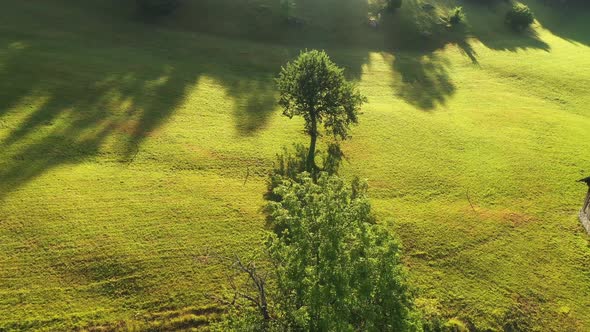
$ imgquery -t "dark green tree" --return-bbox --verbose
[276,50,365,176]
[448,6,465,26]
[387,0,403,12]
[265,174,417,331]
[506,3,534,31]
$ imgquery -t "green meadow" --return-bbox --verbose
[0,0,589,330]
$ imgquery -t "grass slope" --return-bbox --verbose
[0,0,589,330]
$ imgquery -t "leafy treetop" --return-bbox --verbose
[266,173,417,331]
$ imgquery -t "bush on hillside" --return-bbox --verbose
[387,0,403,12]
[506,4,534,31]
[448,6,465,26]
[137,0,179,17]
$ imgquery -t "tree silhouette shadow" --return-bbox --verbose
[0,2,280,199]
[522,0,590,47]
[391,53,456,110]
[0,43,187,199]
[227,75,277,136]
[472,26,550,52]
[456,38,479,65]
[378,4,462,111]
[463,1,550,52]
[374,0,560,110]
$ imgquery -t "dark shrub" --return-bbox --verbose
[387,0,403,12]
[506,3,534,31]
[137,0,179,16]
[449,6,465,26]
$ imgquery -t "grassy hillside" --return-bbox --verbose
[0,0,589,330]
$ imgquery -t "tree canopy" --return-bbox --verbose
[265,174,416,331]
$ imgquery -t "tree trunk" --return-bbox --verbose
[260,287,270,321]
[307,114,318,177]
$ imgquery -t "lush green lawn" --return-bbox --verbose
[0,0,589,330]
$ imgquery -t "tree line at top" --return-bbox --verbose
[134,0,587,34]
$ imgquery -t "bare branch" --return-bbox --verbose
[466,190,476,213]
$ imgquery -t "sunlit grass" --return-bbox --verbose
[0,0,589,330]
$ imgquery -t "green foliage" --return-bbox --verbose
[449,7,465,26]
[506,3,534,31]
[276,50,365,173]
[214,309,276,332]
[443,318,469,331]
[136,0,179,16]
[265,174,417,331]
[266,144,308,202]
[266,143,345,200]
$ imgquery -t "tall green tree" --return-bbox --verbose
[266,174,416,331]
[276,50,365,175]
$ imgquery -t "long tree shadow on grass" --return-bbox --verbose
[391,53,455,111]
[378,4,462,111]
[473,27,550,52]
[378,0,558,111]
[0,44,184,199]
[523,0,590,47]
[0,7,282,200]
[462,1,551,52]
[227,75,278,136]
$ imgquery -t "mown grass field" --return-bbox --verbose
[0,0,589,330]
